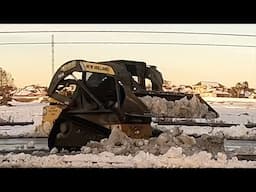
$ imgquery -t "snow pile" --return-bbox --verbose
[139,95,216,118]
[78,127,223,157]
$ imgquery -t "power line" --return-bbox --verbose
[1,41,256,48]
[1,30,256,38]
[0,42,50,45]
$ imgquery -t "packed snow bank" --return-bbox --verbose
[139,95,216,118]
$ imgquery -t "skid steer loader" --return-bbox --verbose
[42,59,218,150]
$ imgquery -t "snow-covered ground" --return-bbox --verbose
[184,97,256,138]
[0,100,47,138]
[1,96,255,139]
[205,96,256,124]
[1,96,256,168]
[2,148,256,168]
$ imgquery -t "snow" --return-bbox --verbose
[26,141,35,148]
[50,147,58,154]
[1,96,256,167]
[203,96,256,104]
[140,95,216,118]
[204,97,256,124]
[154,96,256,139]
[1,147,256,168]
[171,125,256,139]
[0,100,47,138]
[1,95,254,139]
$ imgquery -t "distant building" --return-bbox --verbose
[162,80,256,98]
[176,85,193,93]
[12,85,48,102]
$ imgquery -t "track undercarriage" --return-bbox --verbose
[48,114,111,150]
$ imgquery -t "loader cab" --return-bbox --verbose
[82,71,125,109]
[48,60,125,112]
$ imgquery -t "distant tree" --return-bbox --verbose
[242,81,249,91]
[230,81,251,98]
[0,67,16,98]
[0,67,14,88]
[229,87,237,97]
[235,82,242,89]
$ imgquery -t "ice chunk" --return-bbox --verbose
[50,147,58,154]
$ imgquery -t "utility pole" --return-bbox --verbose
[51,34,54,76]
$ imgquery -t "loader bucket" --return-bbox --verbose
[135,90,219,119]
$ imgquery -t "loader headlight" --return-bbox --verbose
[118,81,123,86]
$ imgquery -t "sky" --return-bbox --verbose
[0,24,256,88]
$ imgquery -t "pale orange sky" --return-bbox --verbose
[0,24,256,88]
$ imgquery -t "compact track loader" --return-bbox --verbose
[44,60,218,150]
